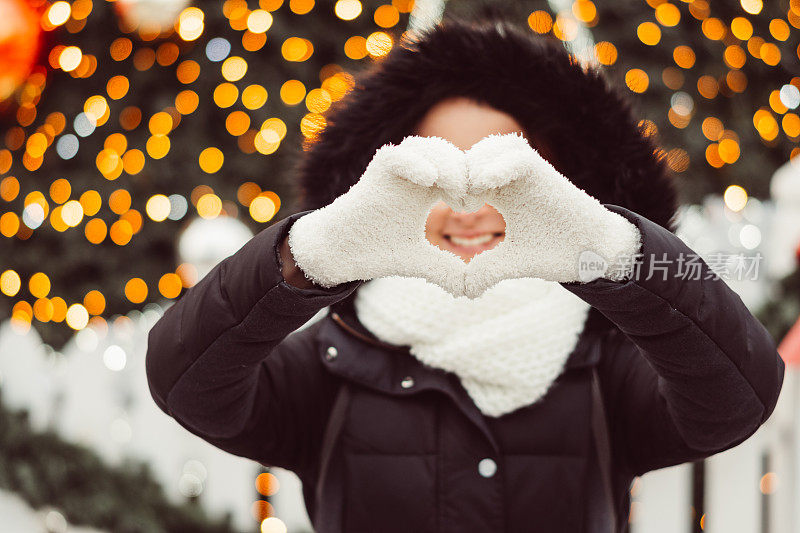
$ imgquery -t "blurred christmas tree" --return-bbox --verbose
[583,0,800,203]
[0,0,410,347]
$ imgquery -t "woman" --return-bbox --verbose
[145,18,784,532]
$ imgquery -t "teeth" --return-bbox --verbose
[450,233,494,247]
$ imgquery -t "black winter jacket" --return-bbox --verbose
[145,204,784,533]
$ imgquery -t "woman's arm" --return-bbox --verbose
[145,212,360,469]
[563,205,785,475]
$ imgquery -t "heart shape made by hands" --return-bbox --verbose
[405,133,641,298]
[287,133,642,299]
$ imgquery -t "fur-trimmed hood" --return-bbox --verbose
[297,18,677,231]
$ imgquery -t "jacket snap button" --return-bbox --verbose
[478,458,497,478]
[400,376,415,388]
[325,346,338,360]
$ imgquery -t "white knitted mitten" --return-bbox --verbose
[287,136,471,295]
[463,133,643,299]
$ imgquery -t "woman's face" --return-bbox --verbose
[414,97,526,262]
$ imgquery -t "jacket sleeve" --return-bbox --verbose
[145,212,360,471]
[562,205,785,476]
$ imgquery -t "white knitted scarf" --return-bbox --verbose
[354,276,591,417]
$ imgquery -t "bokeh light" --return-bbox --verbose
[335,0,362,20]
[125,278,148,303]
[724,185,749,211]
[66,303,89,330]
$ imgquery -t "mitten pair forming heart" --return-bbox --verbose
[287,133,642,299]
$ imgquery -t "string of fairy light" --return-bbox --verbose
[1,0,798,336]
[0,0,411,339]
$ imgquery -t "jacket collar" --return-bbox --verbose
[318,298,604,453]
[327,295,603,369]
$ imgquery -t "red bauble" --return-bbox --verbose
[0,0,42,101]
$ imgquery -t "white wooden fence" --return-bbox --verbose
[631,365,800,533]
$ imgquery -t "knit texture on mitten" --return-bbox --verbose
[354,276,591,417]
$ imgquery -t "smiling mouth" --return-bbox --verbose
[444,232,505,247]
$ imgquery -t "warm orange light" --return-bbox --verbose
[226,111,251,136]
[594,42,617,65]
[197,193,223,218]
[701,18,726,40]
[237,182,261,206]
[80,190,102,216]
[159,273,183,298]
[176,263,198,287]
[177,60,201,84]
[289,0,314,14]
[125,278,148,303]
[1,176,19,202]
[300,113,326,139]
[176,90,200,114]
[655,3,680,26]
[122,149,146,175]
[199,147,224,173]
[110,219,134,245]
[107,75,130,100]
[214,83,240,108]
[149,112,173,135]
[242,84,268,110]
[783,113,800,138]
[146,135,171,159]
[723,45,746,69]
[250,195,277,222]
[718,138,740,164]
[702,117,724,140]
[109,189,132,215]
[697,75,719,99]
[527,10,552,34]
[730,17,753,40]
[625,69,649,93]
[84,218,107,244]
[280,80,306,105]
[572,1,596,24]
[0,212,20,237]
[344,36,367,59]
[110,38,133,61]
[637,22,661,46]
[105,133,128,154]
[366,31,392,57]
[28,272,50,298]
[305,88,332,113]
[673,46,696,69]
[374,4,399,28]
[255,472,280,496]
[760,43,781,66]
[84,290,106,315]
